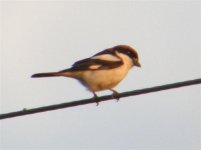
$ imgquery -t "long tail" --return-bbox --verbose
[31,72,62,78]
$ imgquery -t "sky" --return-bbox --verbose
[0,1,201,150]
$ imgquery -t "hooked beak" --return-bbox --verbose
[133,59,141,67]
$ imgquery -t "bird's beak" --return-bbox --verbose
[134,59,141,67]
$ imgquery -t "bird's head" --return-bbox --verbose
[113,45,141,67]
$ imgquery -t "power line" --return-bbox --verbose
[0,78,200,120]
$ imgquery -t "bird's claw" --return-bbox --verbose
[110,89,120,102]
[92,93,100,106]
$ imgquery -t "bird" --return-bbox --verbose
[31,45,141,104]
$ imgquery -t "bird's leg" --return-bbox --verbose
[109,89,120,102]
[92,92,99,106]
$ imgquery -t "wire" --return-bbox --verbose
[0,78,200,120]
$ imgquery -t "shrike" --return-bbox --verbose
[32,45,141,102]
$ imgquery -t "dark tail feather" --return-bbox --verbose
[31,72,61,78]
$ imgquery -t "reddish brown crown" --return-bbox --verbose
[113,45,139,59]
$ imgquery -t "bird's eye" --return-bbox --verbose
[126,51,134,58]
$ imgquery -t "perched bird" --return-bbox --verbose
[32,45,141,103]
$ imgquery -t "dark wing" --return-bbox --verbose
[59,57,123,72]
[59,47,123,72]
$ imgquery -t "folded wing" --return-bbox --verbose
[60,56,123,72]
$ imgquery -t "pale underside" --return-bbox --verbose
[61,53,134,92]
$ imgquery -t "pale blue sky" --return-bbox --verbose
[0,1,200,150]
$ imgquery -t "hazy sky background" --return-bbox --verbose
[1,1,200,150]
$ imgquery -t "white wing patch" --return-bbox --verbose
[88,65,102,70]
[92,54,120,62]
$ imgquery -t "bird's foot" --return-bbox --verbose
[110,89,120,102]
[92,92,100,106]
